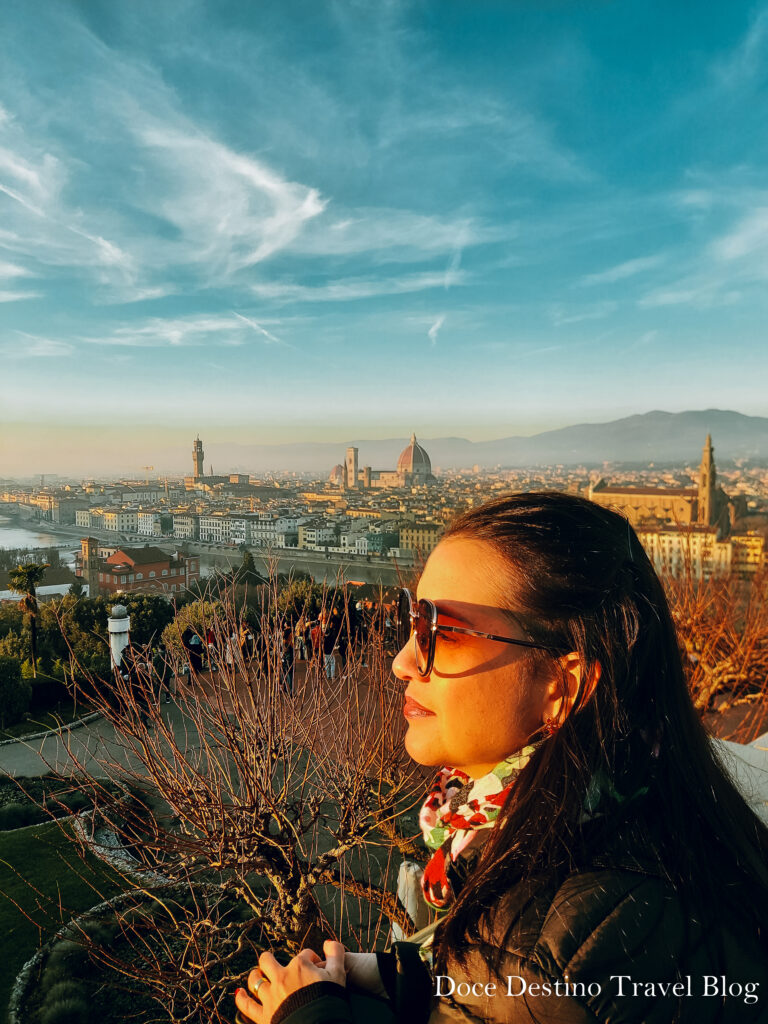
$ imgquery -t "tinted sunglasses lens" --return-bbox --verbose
[414,600,433,674]
[396,591,412,650]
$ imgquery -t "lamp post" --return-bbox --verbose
[107,603,131,670]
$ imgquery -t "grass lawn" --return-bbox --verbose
[0,700,94,741]
[0,820,126,1010]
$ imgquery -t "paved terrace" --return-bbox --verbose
[1,661,766,823]
[0,657,411,780]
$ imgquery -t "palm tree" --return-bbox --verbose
[8,562,48,678]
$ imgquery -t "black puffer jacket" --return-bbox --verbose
[423,858,768,1023]
[273,846,768,1024]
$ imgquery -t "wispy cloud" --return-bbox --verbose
[7,333,74,357]
[79,314,286,349]
[233,312,283,345]
[637,193,768,309]
[0,38,329,303]
[638,277,743,309]
[709,206,768,261]
[378,89,592,184]
[427,315,445,346]
[0,259,33,279]
[0,181,45,218]
[0,289,39,302]
[292,210,496,262]
[549,301,617,326]
[580,255,664,286]
[252,270,467,303]
[443,230,467,289]
[136,124,327,275]
[0,145,57,200]
[713,9,768,91]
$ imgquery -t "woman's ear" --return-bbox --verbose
[542,654,601,727]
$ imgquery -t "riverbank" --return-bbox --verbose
[0,515,406,585]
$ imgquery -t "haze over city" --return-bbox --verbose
[2,1,768,475]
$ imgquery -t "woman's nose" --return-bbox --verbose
[392,638,416,681]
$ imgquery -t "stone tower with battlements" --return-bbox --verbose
[193,436,205,480]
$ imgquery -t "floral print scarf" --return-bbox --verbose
[418,744,540,911]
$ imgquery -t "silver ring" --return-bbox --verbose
[252,976,267,996]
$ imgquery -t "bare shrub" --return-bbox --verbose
[47,569,425,1023]
[662,564,768,740]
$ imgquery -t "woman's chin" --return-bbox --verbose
[404,723,443,767]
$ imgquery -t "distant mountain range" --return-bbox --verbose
[202,410,768,474]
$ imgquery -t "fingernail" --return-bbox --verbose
[235,988,243,997]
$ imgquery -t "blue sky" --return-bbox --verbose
[1,0,768,472]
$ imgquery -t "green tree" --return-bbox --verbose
[0,655,32,729]
[0,603,23,642]
[7,563,48,679]
[0,631,24,661]
[161,600,223,658]
[49,595,111,679]
[68,579,85,598]
[276,575,325,621]
[119,594,175,647]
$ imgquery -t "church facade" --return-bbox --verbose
[589,435,729,529]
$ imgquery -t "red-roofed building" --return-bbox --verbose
[77,540,199,596]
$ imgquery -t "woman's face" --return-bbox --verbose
[392,536,552,778]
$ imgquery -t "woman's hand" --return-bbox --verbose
[235,940,346,1024]
[343,952,387,998]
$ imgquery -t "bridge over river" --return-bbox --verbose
[191,543,409,586]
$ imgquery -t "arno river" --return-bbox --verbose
[0,518,402,586]
[0,520,79,565]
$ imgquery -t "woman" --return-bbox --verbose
[236,493,768,1024]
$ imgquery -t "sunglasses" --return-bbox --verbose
[396,588,554,678]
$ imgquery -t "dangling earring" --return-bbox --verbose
[542,716,559,738]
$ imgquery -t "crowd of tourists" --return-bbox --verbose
[113,597,400,711]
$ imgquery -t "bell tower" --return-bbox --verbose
[345,447,358,490]
[81,537,100,598]
[697,434,716,526]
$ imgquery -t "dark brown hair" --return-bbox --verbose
[433,491,768,968]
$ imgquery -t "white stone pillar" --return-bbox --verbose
[107,604,131,669]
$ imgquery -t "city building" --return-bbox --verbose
[636,525,732,579]
[137,511,171,536]
[398,521,443,557]
[77,540,199,596]
[102,508,139,533]
[172,512,200,540]
[76,509,105,530]
[297,522,337,550]
[199,512,232,544]
[730,532,766,578]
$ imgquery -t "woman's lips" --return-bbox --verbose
[404,695,435,719]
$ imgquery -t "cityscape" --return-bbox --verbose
[2,417,768,599]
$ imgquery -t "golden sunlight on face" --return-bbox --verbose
[391,537,550,778]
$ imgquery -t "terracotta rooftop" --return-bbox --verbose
[595,486,697,497]
[105,546,171,566]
